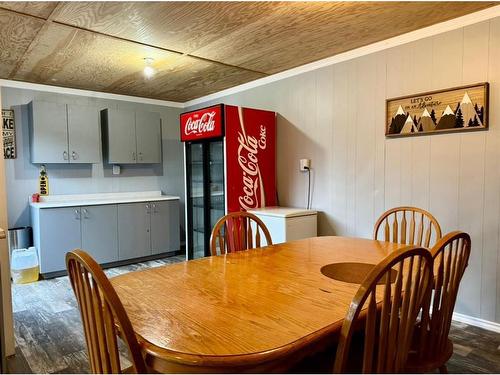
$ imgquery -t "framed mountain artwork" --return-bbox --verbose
[386,83,489,137]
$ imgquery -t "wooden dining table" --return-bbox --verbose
[111,236,406,373]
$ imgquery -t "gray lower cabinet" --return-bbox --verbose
[151,201,180,254]
[38,207,81,274]
[33,199,180,275]
[81,205,118,264]
[117,203,152,260]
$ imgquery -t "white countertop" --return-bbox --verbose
[29,191,180,209]
[248,206,317,218]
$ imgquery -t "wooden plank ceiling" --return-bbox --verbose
[0,1,497,102]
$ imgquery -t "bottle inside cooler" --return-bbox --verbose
[189,143,206,259]
[209,141,225,235]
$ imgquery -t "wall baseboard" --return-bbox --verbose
[453,312,500,334]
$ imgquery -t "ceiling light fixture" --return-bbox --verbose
[143,57,156,79]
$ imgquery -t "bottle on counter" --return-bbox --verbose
[39,164,49,196]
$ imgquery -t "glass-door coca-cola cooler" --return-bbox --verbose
[180,104,276,259]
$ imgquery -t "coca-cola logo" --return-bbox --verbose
[184,111,216,136]
[237,108,267,210]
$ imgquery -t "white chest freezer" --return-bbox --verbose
[247,206,317,245]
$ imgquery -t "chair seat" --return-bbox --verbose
[405,337,453,373]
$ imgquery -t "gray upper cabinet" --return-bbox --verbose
[102,108,162,164]
[81,205,119,264]
[29,100,101,164]
[29,101,69,163]
[136,111,162,163]
[67,105,101,163]
[102,108,136,164]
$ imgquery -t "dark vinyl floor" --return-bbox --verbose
[6,254,500,374]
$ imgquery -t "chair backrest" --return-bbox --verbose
[334,246,434,373]
[415,231,471,361]
[66,250,147,374]
[210,211,273,256]
[374,206,442,248]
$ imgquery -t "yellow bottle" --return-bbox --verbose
[39,165,49,196]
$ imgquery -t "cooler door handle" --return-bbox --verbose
[63,151,68,160]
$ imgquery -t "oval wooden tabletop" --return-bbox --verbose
[111,236,406,372]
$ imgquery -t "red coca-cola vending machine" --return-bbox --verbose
[180,104,276,259]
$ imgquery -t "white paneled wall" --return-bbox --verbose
[190,17,500,323]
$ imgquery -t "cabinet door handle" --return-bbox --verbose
[72,151,78,160]
[145,204,150,214]
[152,203,157,213]
[132,152,136,161]
[138,152,143,161]
[74,209,80,220]
[63,151,68,160]
[82,208,88,219]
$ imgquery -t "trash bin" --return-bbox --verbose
[8,227,38,283]
[11,247,39,284]
[8,226,33,251]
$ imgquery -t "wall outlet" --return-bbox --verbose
[300,159,311,171]
[112,165,121,175]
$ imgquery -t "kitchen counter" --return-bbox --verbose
[29,191,180,209]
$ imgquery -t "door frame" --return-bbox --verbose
[0,85,16,362]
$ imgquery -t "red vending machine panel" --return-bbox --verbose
[180,104,276,259]
[180,105,223,142]
[224,105,276,212]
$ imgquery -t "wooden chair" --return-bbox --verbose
[374,206,442,248]
[66,250,147,374]
[334,246,434,373]
[210,211,273,256]
[405,231,471,374]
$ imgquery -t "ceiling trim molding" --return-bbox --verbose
[184,4,500,107]
[0,79,184,108]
